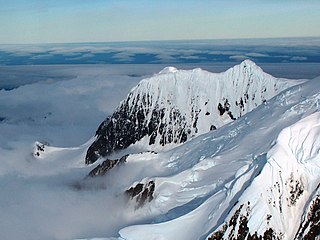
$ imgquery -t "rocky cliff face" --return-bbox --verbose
[85,60,297,164]
[87,154,129,177]
[295,190,320,240]
[126,180,155,209]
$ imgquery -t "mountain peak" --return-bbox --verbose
[233,59,262,73]
[85,62,298,164]
[158,66,178,74]
[241,59,257,67]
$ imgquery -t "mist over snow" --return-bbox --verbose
[0,65,148,146]
[0,54,319,239]
[0,64,153,239]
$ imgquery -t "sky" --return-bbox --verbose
[0,0,320,44]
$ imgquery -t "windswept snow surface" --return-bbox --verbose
[205,111,320,240]
[0,62,319,240]
[118,77,320,240]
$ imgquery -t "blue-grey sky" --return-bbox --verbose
[0,0,320,44]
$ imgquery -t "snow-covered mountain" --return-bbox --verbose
[85,60,299,164]
[117,75,320,240]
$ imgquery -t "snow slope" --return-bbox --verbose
[118,76,320,240]
[206,112,320,239]
[86,60,300,164]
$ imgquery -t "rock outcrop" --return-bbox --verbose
[126,180,155,208]
[88,154,129,177]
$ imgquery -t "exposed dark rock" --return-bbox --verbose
[85,97,189,164]
[239,98,244,110]
[208,224,227,240]
[126,180,155,208]
[217,101,227,116]
[229,204,243,228]
[85,93,150,164]
[228,111,236,121]
[33,141,49,157]
[208,203,283,240]
[210,125,217,131]
[244,93,249,102]
[237,215,249,239]
[295,194,320,240]
[35,143,45,156]
[88,154,129,177]
[286,174,304,206]
[218,99,237,121]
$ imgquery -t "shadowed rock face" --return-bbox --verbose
[88,154,129,177]
[125,180,155,208]
[33,141,50,158]
[295,193,320,240]
[85,98,188,164]
[208,203,282,240]
[33,142,45,157]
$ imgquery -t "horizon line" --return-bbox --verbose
[1,36,319,46]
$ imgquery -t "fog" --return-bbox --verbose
[0,173,139,239]
[0,64,171,239]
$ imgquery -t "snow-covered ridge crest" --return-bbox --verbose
[158,66,178,74]
[85,60,301,164]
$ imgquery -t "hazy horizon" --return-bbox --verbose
[0,35,319,46]
[1,37,319,68]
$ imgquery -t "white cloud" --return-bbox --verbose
[112,52,136,62]
[229,55,248,60]
[245,52,269,57]
[208,50,241,56]
[30,53,55,60]
[66,53,95,61]
[290,56,307,61]
[179,55,206,60]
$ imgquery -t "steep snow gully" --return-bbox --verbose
[34,60,319,240]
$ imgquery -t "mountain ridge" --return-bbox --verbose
[207,111,320,239]
[118,75,320,240]
[85,60,299,164]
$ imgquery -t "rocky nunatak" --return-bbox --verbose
[125,180,155,208]
[88,154,129,177]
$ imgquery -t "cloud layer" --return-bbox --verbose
[0,38,320,66]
